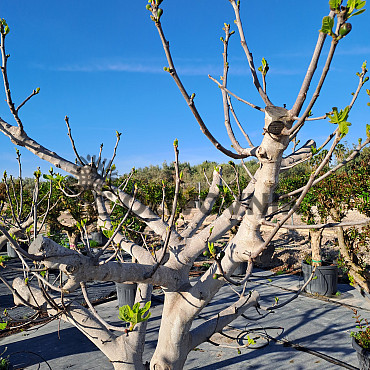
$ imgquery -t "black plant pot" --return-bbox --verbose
[302,261,338,296]
[115,282,137,308]
[352,337,370,370]
[232,262,248,276]
[6,242,17,258]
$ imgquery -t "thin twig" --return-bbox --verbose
[289,38,339,136]
[144,141,181,278]
[0,27,24,131]
[290,11,334,116]
[208,75,264,112]
[80,282,126,332]
[228,0,272,106]
[152,13,254,159]
[227,95,254,147]
[64,116,84,166]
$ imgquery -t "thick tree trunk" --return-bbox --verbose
[310,228,323,267]
[150,293,192,370]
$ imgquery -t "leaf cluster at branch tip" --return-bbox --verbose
[118,301,151,331]
[0,19,10,35]
[328,106,352,137]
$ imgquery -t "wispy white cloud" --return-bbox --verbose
[54,62,162,74]
[336,46,370,55]
[37,56,304,77]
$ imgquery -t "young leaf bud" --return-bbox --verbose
[146,4,151,11]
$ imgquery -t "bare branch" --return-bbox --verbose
[289,38,339,136]
[80,282,125,332]
[16,88,40,113]
[181,170,222,238]
[0,30,24,131]
[227,95,254,147]
[280,139,315,169]
[96,186,138,259]
[228,0,272,106]
[105,131,121,177]
[144,141,181,278]
[64,116,84,166]
[208,75,264,112]
[153,17,255,159]
[290,11,334,116]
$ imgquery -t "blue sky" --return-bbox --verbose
[0,0,369,177]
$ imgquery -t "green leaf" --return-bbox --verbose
[247,334,256,345]
[102,229,114,239]
[141,300,151,313]
[320,16,334,34]
[0,322,7,330]
[118,301,152,331]
[366,124,370,138]
[118,305,132,322]
[43,174,54,181]
[329,0,342,10]
[208,242,215,255]
[348,8,366,17]
[328,106,349,124]
[258,57,269,76]
[132,302,140,312]
[339,120,351,137]
[356,0,366,9]
[346,0,366,17]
